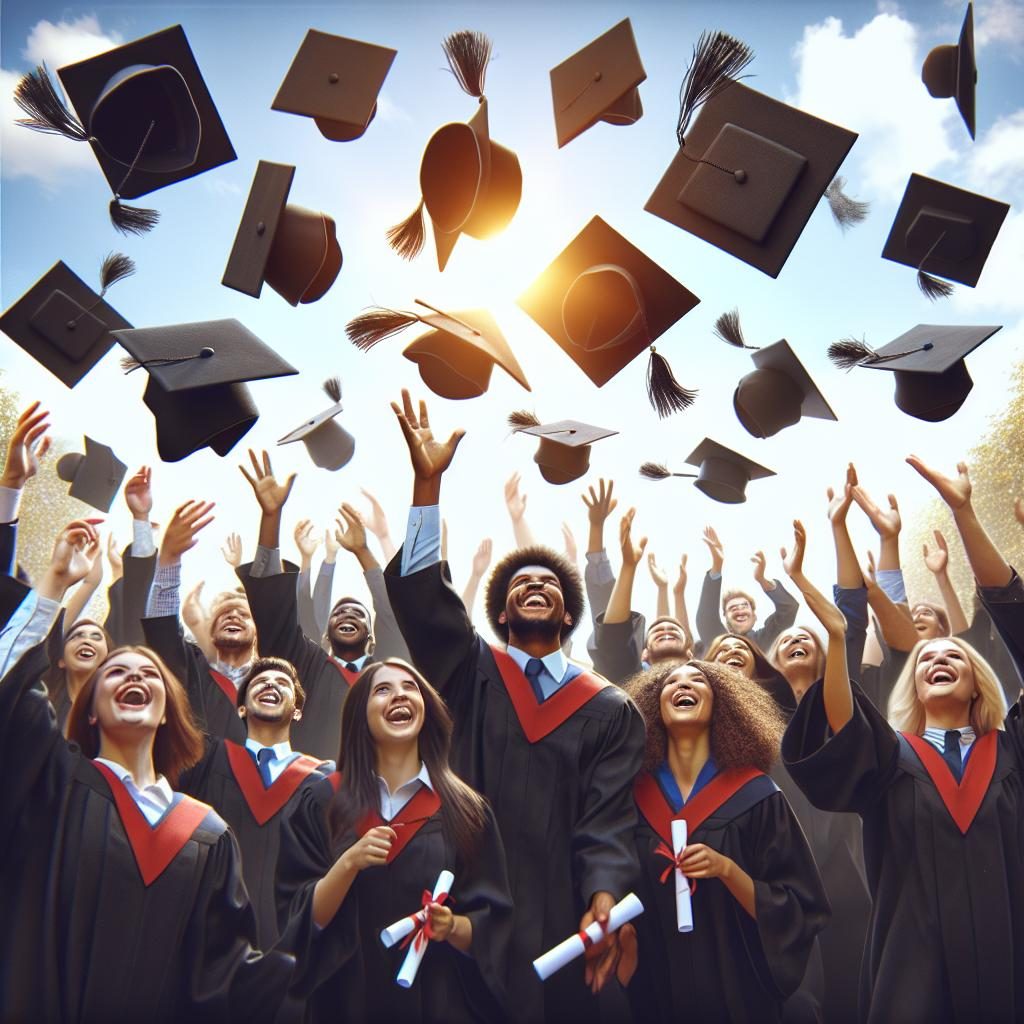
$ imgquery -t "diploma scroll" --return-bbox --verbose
[672,819,693,933]
[380,869,455,989]
[532,892,644,981]
[380,870,455,950]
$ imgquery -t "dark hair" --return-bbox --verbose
[484,544,585,643]
[705,632,796,712]
[44,617,113,711]
[644,616,693,650]
[66,645,205,787]
[911,601,951,636]
[625,659,785,774]
[328,659,488,863]
[236,656,306,710]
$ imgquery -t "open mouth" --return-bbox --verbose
[671,689,698,709]
[222,623,244,635]
[385,703,414,724]
[337,623,359,636]
[255,687,283,707]
[114,682,151,709]
[521,593,551,610]
[926,665,957,685]
[786,645,809,660]
[724,654,746,668]
[74,644,97,660]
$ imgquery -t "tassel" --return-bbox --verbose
[824,177,870,230]
[442,30,493,98]
[345,308,419,351]
[713,308,757,349]
[323,377,342,403]
[14,65,89,140]
[647,348,698,418]
[98,252,135,295]
[507,409,541,430]
[917,269,955,301]
[109,197,159,236]
[827,337,877,370]
[676,31,754,145]
[120,355,142,372]
[386,199,426,260]
[639,462,672,480]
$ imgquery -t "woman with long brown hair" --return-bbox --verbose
[277,657,513,1023]
[705,631,794,710]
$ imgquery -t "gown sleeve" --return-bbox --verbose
[696,572,726,651]
[591,612,645,687]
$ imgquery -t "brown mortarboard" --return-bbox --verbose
[509,412,617,485]
[922,4,976,139]
[881,173,1009,300]
[387,31,521,271]
[113,318,298,462]
[712,308,836,437]
[272,29,397,141]
[827,323,1002,422]
[14,25,235,234]
[222,161,342,306]
[645,31,861,278]
[56,436,127,512]
[0,254,135,388]
[550,19,646,149]
[346,300,529,400]
[518,215,700,416]
[277,377,355,470]
[683,437,775,504]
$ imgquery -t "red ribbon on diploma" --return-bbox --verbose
[654,841,699,892]
[400,888,452,953]
[576,919,608,950]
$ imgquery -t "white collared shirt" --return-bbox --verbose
[376,762,433,820]
[506,644,570,700]
[922,725,977,761]
[94,757,175,826]
[244,737,299,784]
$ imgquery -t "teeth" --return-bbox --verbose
[117,686,148,707]
[386,706,413,723]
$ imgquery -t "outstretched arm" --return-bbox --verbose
[672,555,692,643]
[582,478,618,627]
[646,553,670,619]
[461,538,492,616]
[695,526,727,646]
[922,529,969,634]
[238,449,296,577]
[604,510,647,626]
[503,472,535,549]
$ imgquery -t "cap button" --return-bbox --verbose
[922,342,934,351]
[328,72,339,84]
[256,222,266,236]
[734,169,748,184]
[593,71,602,82]
[199,347,215,358]
[65,321,76,331]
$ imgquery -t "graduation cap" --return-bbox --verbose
[881,173,1009,300]
[550,19,646,148]
[14,25,235,234]
[387,31,521,271]
[277,377,355,470]
[113,318,298,462]
[346,300,529,399]
[222,161,342,306]
[517,216,700,416]
[684,438,775,504]
[645,31,862,278]
[922,4,976,139]
[56,437,127,512]
[271,29,397,141]
[712,308,836,438]
[0,254,135,388]
[508,411,616,485]
[827,323,1002,422]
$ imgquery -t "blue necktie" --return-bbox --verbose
[943,730,963,783]
[344,661,359,673]
[524,658,546,702]
[255,747,274,788]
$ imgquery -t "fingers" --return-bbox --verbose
[447,428,466,453]
[401,388,416,425]
[248,448,263,478]
[847,462,858,487]
[419,399,430,430]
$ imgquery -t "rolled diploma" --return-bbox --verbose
[380,870,455,949]
[532,892,644,981]
[395,869,456,988]
[672,819,693,933]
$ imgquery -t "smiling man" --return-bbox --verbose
[383,390,644,1024]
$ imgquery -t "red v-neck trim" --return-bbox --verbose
[902,731,997,835]
[93,761,210,886]
[358,785,442,863]
[223,741,326,826]
[208,668,237,704]
[489,645,609,743]
[330,659,358,688]
[633,767,763,846]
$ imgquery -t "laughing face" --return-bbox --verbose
[366,664,425,745]
[912,604,946,640]
[211,601,256,652]
[712,636,756,679]
[91,651,167,736]
[914,639,976,711]
[774,628,819,672]
[60,622,109,675]
[500,565,572,641]
[724,597,754,634]
[328,600,371,654]
[240,668,301,724]
[644,619,692,664]
[659,664,714,733]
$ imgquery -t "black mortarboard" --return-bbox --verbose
[222,160,342,306]
[550,19,646,149]
[828,323,1002,422]
[922,4,976,139]
[277,377,355,470]
[272,29,397,141]
[113,319,298,462]
[347,301,529,399]
[684,438,775,504]
[56,436,127,512]
[0,256,134,387]
[881,173,1009,299]
[510,413,616,485]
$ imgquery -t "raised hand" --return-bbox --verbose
[471,538,493,577]
[619,509,648,569]
[359,487,391,541]
[562,522,578,565]
[239,449,296,517]
[906,455,972,511]
[702,525,724,573]
[83,534,105,587]
[391,389,465,483]
[48,520,101,589]
[294,519,320,561]
[780,520,806,580]
[750,550,768,586]
[220,532,242,567]
[182,581,208,633]
[341,826,396,872]
[862,549,878,588]
[647,552,668,588]
[324,520,341,563]
[106,533,124,581]
[335,502,368,553]
[674,554,688,594]
[582,478,617,527]
[123,465,152,520]
[826,463,858,526]
[160,500,215,566]
[504,472,528,523]
[1,401,51,490]
[851,484,901,539]
[923,529,950,575]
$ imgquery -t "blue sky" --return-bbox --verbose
[1,0,1022,631]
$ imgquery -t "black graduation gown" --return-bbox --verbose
[0,642,293,1024]
[783,679,1024,1023]
[237,561,364,762]
[385,556,645,1023]
[277,775,513,1023]
[180,737,333,946]
[629,769,830,1024]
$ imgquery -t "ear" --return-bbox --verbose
[563,611,573,627]
[641,646,650,663]
[58,658,67,670]
[237,706,246,719]
[293,708,303,722]
[88,715,97,725]
[498,610,507,626]
[160,716,167,726]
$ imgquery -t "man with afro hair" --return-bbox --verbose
[384,390,644,1024]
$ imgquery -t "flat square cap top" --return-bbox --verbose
[551,19,646,148]
[517,419,617,450]
[862,323,1002,375]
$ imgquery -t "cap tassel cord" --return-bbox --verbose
[413,299,482,336]
[824,176,870,230]
[345,308,422,351]
[639,462,697,480]
[676,31,754,145]
[647,346,698,418]
[109,120,160,236]
[120,349,215,374]
[387,199,426,260]
[14,65,90,140]
[827,336,934,371]
[560,68,604,112]
[68,252,136,327]
[916,232,955,301]
[442,30,493,99]
[713,308,758,349]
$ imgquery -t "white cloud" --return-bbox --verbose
[974,0,1024,53]
[950,208,1024,314]
[967,108,1024,195]
[22,15,122,68]
[376,93,411,123]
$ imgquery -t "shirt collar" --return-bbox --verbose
[244,737,293,760]
[376,761,433,798]
[924,725,976,746]
[506,644,568,685]
[335,653,370,670]
[94,757,174,802]
[211,659,251,683]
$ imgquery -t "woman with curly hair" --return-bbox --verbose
[623,657,829,1023]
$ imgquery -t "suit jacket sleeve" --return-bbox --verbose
[365,566,410,662]
[754,580,800,651]
[591,612,646,686]
[696,572,726,649]
[115,544,156,645]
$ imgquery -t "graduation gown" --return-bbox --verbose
[783,679,1024,1023]
[180,737,333,946]
[385,557,644,1023]
[277,775,513,1023]
[0,642,292,1024]
[629,768,830,1023]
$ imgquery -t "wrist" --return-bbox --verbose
[757,577,774,592]
[0,474,25,491]
[158,549,181,569]
[258,511,282,549]
[38,570,70,602]
[587,526,603,555]
[353,547,378,571]
[324,552,337,565]
[413,477,441,507]
[712,560,724,575]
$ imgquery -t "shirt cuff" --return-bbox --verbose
[876,569,907,605]
[708,570,722,581]
[0,486,22,524]
[131,519,156,558]
[251,545,283,579]
[584,550,614,585]
[400,505,441,576]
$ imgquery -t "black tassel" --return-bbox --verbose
[827,337,877,370]
[647,348,698,418]
[323,377,342,403]
[345,308,419,351]
[386,199,426,260]
[98,252,135,295]
[639,462,672,480]
[14,65,89,140]
[713,308,757,348]
[676,31,754,145]
[824,177,870,230]
[508,409,541,430]
[442,30,493,98]
[917,269,955,301]
[109,198,159,236]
